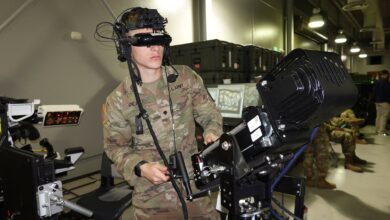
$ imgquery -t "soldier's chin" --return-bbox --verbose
[149,60,162,68]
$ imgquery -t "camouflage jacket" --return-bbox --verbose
[340,109,364,124]
[102,65,223,203]
[325,113,360,134]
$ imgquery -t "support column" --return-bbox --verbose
[193,0,207,42]
[285,0,294,53]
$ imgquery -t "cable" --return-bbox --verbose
[164,66,178,154]
[94,22,116,42]
[270,126,319,220]
[271,197,302,220]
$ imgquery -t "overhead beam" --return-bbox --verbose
[0,0,35,34]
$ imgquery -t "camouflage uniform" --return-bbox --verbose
[340,109,364,135]
[303,125,330,181]
[325,117,365,172]
[102,65,223,220]
[325,117,356,154]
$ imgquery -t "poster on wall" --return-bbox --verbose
[217,84,245,118]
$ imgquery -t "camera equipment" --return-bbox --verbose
[0,97,92,219]
[128,33,172,47]
[175,49,358,219]
[96,7,172,65]
[120,7,168,32]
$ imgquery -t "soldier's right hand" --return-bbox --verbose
[140,162,170,184]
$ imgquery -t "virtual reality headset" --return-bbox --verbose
[128,33,172,47]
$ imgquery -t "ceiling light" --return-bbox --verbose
[350,43,360,53]
[358,51,367,58]
[342,0,368,11]
[335,30,347,44]
[341,54,347,61]
[308,8,325,28]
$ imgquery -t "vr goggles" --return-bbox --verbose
[128,33,172,47]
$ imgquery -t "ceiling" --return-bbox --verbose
[378,0,390,47]
[295,0,390,53]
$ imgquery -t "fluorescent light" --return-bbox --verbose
[309,14,325,28]
[350,47,360,53]
[308,8,325,28]
[335,30,347,44]
[358,52,367,58]
[335,36,347,43]
[350,43,360,53]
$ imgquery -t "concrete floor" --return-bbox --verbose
[302,125,390,220]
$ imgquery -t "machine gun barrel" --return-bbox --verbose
[63,199,93,217]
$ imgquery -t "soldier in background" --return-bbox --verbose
[304,124,336,189]
[101,7,223,220]
[340,109,368,144]
[325,117,367,173]
[373,70,390,136]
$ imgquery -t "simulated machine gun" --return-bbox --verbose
[171,49,358,219]
[0,97,92,220]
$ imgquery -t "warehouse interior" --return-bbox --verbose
[1,0,389,219]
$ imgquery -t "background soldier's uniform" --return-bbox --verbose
[102,65,223,219]
[304,125,335,189]
[373,71,390,135]
[340,109,367,144]
[325,117,366,172]
[326,117,356,154]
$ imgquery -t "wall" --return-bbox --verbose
[205,0,284,51]
[351,49,390,74]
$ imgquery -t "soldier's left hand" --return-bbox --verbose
[204,133,219,145]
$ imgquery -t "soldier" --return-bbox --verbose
[304,124,336,189]
[101,7,223,220]
[339,109,367,144]
[325,117,367,173]
[373,70,390,136]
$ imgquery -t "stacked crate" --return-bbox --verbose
[242,45,284,81]
[170,40,238,84]
[242,45,263,80]
[170,40,283,85]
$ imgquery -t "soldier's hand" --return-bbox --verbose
[204,133,219,145]
[140,162,170,185]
